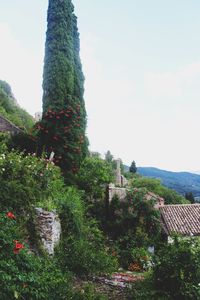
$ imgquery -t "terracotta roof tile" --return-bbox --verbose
[159,204,200,236]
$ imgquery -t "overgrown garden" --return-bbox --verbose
[0,0,200,299]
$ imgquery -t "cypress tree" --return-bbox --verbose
[37,0,88,182]
[129,160,137,174]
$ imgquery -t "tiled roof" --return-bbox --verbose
[160,204,200,236]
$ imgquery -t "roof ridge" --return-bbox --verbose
[0,114,23,132]
[161,203,200,207]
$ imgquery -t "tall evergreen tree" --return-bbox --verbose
[129,160,137,174]
[37,0,88,182]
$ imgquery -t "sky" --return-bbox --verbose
[0,0,200,172]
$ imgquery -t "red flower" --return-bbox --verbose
[15,243,24,249]
[6,212,16,219]
[13,240,24,254]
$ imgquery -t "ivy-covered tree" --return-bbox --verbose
[37,0,88,182]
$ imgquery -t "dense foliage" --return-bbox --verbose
[0,150,65,213]
[76,156,114,200]
[130,176,188,204]
[1,0,199,296]
[0,212,73,300]
[0,140,117,281]
[105,188,161,268]
[37,0,88,182]
[0,80,34,130]
[154,237,200,299]
[58,187,118,276]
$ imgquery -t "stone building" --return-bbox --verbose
[115,158,128,187]
[160,204,200,240]
[0,114,22,134]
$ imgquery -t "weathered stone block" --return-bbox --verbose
[35,208,61,255]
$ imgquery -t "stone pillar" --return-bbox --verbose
[115,158,122,187]
[35,208,61,255]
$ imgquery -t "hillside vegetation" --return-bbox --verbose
[138,167,200,197]
[1,0,200,298]
[0,80,34,130]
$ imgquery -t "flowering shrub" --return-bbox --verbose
[0,151,65,212]
[0,211,72,300]
[6,211,16,219]
[128,262,142,272]
[129,247,152,272]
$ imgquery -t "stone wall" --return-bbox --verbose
[108,185,165,209]
[108,184,127,203]
[0,115,22,134]
[35,208,61,255]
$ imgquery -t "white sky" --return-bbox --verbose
[0,0,200,172]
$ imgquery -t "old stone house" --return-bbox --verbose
[160,204,200,241]
[0,114,22,134]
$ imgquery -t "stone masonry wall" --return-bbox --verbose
[108,185,165,209]
[35,208,61,255]
[108,184,127,203]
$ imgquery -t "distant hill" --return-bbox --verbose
[137,167,200,197]
[0,80,34,130]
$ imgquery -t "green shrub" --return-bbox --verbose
[130,176,188,204]
[105,188,161,268]
[129,247,152,272]
[0,80,34,130]
[0,211,73,300]
[154,236,200,299]
[0,132,9,153]
[76,156,114,200]
[73,284,108,300]
[8,131,37,154]
[126,274,170,300]
[0,151,65,213]
[58,187,118,276]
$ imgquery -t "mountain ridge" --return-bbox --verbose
[137,166,200,197]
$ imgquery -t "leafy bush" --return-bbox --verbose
[0,132,9,153]
[128,247,152,272]
[105,188,161,268]
[126,274,170,300]
[0,81,34,131]
[76,156,114,200]
[154,236,200,299]
[58,187,118,276]
[8,131,37,155]
[73,284,108,300]
[0,150,65,213]
[0,211,73,300]
[130,176,188,204]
